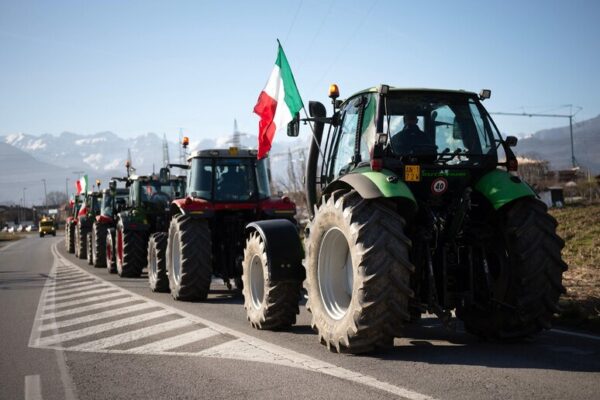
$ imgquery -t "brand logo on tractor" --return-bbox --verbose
[431,178,448,195]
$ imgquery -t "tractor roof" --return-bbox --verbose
[351,87,479,97]
[189,148,258,160]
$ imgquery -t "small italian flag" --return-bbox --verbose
[253,41,303,159]
[76,175,88,195]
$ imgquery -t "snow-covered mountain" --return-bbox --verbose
[0,130,303,205]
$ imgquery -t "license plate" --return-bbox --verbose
[404,165,420,182]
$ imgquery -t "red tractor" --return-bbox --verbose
[64,195,82,254]
[160,148,297,301]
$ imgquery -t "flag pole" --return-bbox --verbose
[277,39,325,159]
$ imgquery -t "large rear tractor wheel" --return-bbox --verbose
[115,221,147,278]
[457,198,567,341]
[241,232,302,330]
[167,215,212,301]
[106,229,117,274]
[75,223,88,260]
[305,191,414,354]
[65,222,75,253]
[86,232,93,265]
[148,232,169,292]
[92,223,107,268]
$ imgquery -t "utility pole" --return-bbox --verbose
[42,179,48,211]
[22,187,27,222]
[491,106,582,168]
[66,177,70,199]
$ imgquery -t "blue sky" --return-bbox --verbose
[1,0,599,144]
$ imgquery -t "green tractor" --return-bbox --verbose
[114,168,186,278]
[87,180,129,271]
[74,190,101,260]
[242,85,568,353]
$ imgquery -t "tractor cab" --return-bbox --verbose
[186,148,271,203]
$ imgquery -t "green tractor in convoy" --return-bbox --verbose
[74,189,101,260]
[161,147,297,302]
[86,180,129,271]
[242,85,568,353]
[113,167,186,278]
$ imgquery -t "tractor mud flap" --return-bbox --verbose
[246,219,305,282]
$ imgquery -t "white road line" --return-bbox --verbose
[128,328,219,354]
[54,272,86,279]
[37,310,174,347]
[43,292,130,311]
[45,287,117,302]
[70,318,194,350]
[47,280,99,291]
[42,297,139,319]
[551,328,600,341]
[40,303,158,332]
[45,243,440,400]
[46,284,111,300]
[24,374,42,400]
[47,282,107,295]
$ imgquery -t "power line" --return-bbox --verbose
[490,106,583,168]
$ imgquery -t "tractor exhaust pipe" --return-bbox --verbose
[305,101,327,218]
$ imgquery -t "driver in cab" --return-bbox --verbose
[391,113,432,155]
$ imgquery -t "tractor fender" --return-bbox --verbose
[246,220,305,282]
[324,169,417,214]
[117,212,150,232]
[474,169,536,210]
[170,198,214,218]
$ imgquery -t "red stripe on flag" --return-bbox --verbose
[253,91,278,159]
[76,180,82,195]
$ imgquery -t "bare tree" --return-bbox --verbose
[46,191,68,206]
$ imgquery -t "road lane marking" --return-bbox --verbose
[69,318,194,350]
[45,288,118,303]
[47,280,99,292]
[37,310,174,347]
[42,297,140,319]
[40,303,158,332]
[127,328,219,353]
[29,242,440,400]
[24,375,42,400]
[46,284,111,298]
[551,328,600,341]
[43,292,130,310]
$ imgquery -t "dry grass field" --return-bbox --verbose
[550,203,600,332]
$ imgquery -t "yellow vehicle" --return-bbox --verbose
[39,217,56,237]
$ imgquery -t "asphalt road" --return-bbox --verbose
[1,233,599,400]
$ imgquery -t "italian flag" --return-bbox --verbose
[76,175,88,195]
[253,42,303,159]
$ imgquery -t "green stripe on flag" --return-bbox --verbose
[276,44,303,116]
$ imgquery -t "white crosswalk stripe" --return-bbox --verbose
[47,280,99,291]
[40,303,157,332]
[45,287,116,302]
[69,318,194,351]
[127,328,219,354]
[36,309,173,346]
[43,292,129,310]
[43,296,139,319]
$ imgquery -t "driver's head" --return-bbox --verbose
[403,113,418,126]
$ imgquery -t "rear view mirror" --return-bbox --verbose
[287,114,300,137]
[505,136,518,147]
[452,119,463,140]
